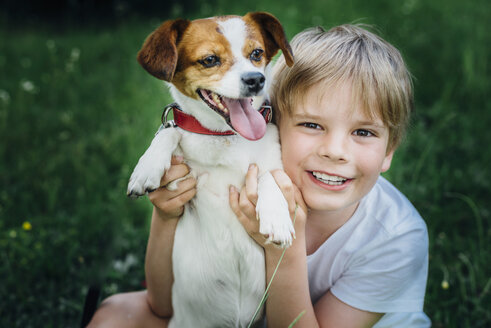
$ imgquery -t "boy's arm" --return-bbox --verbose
[230,167,318,326]
[263,242,382,328]
[230,167,382,328]
[144,157,196,317]
[262,210,319,327]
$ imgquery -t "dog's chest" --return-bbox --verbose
[178,131,253,171]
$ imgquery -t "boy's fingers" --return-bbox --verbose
[151,184,197,217]
[229,185,256,222]
[293,185,306,208]
[293,184,308,216]
[148,177,196,203]
[271,169,296,213]
[229,185,240,216]
[169,187,196,208]
[245,164,259,206]
[229,185,260,236]
[170,155,184,165]
[239,186,258,220]
[229,185,246,225]
[160,163,191,187]
[169,176,197,194]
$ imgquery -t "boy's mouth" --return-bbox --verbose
[311,171,349,186]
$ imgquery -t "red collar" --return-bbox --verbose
[162,103,272,136]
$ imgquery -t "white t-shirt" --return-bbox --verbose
[307,176,431,327]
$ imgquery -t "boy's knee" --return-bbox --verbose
[86,292,140,327]
[99,293,129,308]
[86,291,169,328]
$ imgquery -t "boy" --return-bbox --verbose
[89,25,430,327]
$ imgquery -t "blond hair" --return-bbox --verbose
[271,25,413,151]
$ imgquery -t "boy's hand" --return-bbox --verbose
[148,156,197,219]
[229,165,307,249]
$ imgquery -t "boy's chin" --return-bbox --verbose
[303,193,359,216]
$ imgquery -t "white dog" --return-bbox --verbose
[127,12,295,327]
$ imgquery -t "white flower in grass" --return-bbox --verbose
[65,48,81,72]
[0,89,10,104]
[104,283,118,295]
[70,48,81,62]
[113,253,138,274]
[20,80,38,94]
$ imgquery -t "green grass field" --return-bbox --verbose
[0,0,489,326]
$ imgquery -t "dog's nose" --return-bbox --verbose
[241,72,265,94]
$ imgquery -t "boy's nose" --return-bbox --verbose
[318,133,348,162]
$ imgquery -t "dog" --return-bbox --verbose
[127,12,295,327]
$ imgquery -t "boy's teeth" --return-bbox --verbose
[312,172,347,185]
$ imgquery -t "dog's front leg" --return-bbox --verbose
[256,172,295,248]
[127,128,181,197]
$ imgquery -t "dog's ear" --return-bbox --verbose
[137,19,190,81]
[245,12,294,67]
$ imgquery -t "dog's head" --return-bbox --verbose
[137,12,294,140]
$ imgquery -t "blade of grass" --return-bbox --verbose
[248,205,298,328]
[288,310,306,328]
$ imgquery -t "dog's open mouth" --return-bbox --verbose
[197,89,266,141]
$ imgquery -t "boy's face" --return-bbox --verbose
[278,82,394,219]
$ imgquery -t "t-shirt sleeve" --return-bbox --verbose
[330,218,429,313]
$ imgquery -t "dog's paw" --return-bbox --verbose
[127,161,168,197]
[256,172,295,248]
[127,127,180,198]
[257,205,295,248]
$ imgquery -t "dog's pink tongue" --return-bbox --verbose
[222,98,266,141]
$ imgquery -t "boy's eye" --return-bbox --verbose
[300,122,321,129]
[353,129,374,137]
[198,55,221,68]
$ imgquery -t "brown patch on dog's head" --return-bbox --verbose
[171,18,235,99]
[137,19,190,81]
[243,12,294,67]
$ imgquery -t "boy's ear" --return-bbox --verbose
[381,149,395,173]
[244,12,294,67]
[137,19,190,81]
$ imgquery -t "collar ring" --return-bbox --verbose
[161,103,178,128]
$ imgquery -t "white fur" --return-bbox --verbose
[127,128,181,194]
[128,16,294,328]
[217,18,265,98]
[257,172,295,245]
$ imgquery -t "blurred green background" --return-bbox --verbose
[0,0,489,327]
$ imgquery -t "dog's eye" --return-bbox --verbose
[198,55,221,68]
[250,49,264,62]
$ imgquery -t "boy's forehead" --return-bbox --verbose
[292,81,384,123]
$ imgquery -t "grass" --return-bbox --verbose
[0,0,489,326]
[0,20,166,327]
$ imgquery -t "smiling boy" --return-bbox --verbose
[88,24,430,328]
[230,25,430,327]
